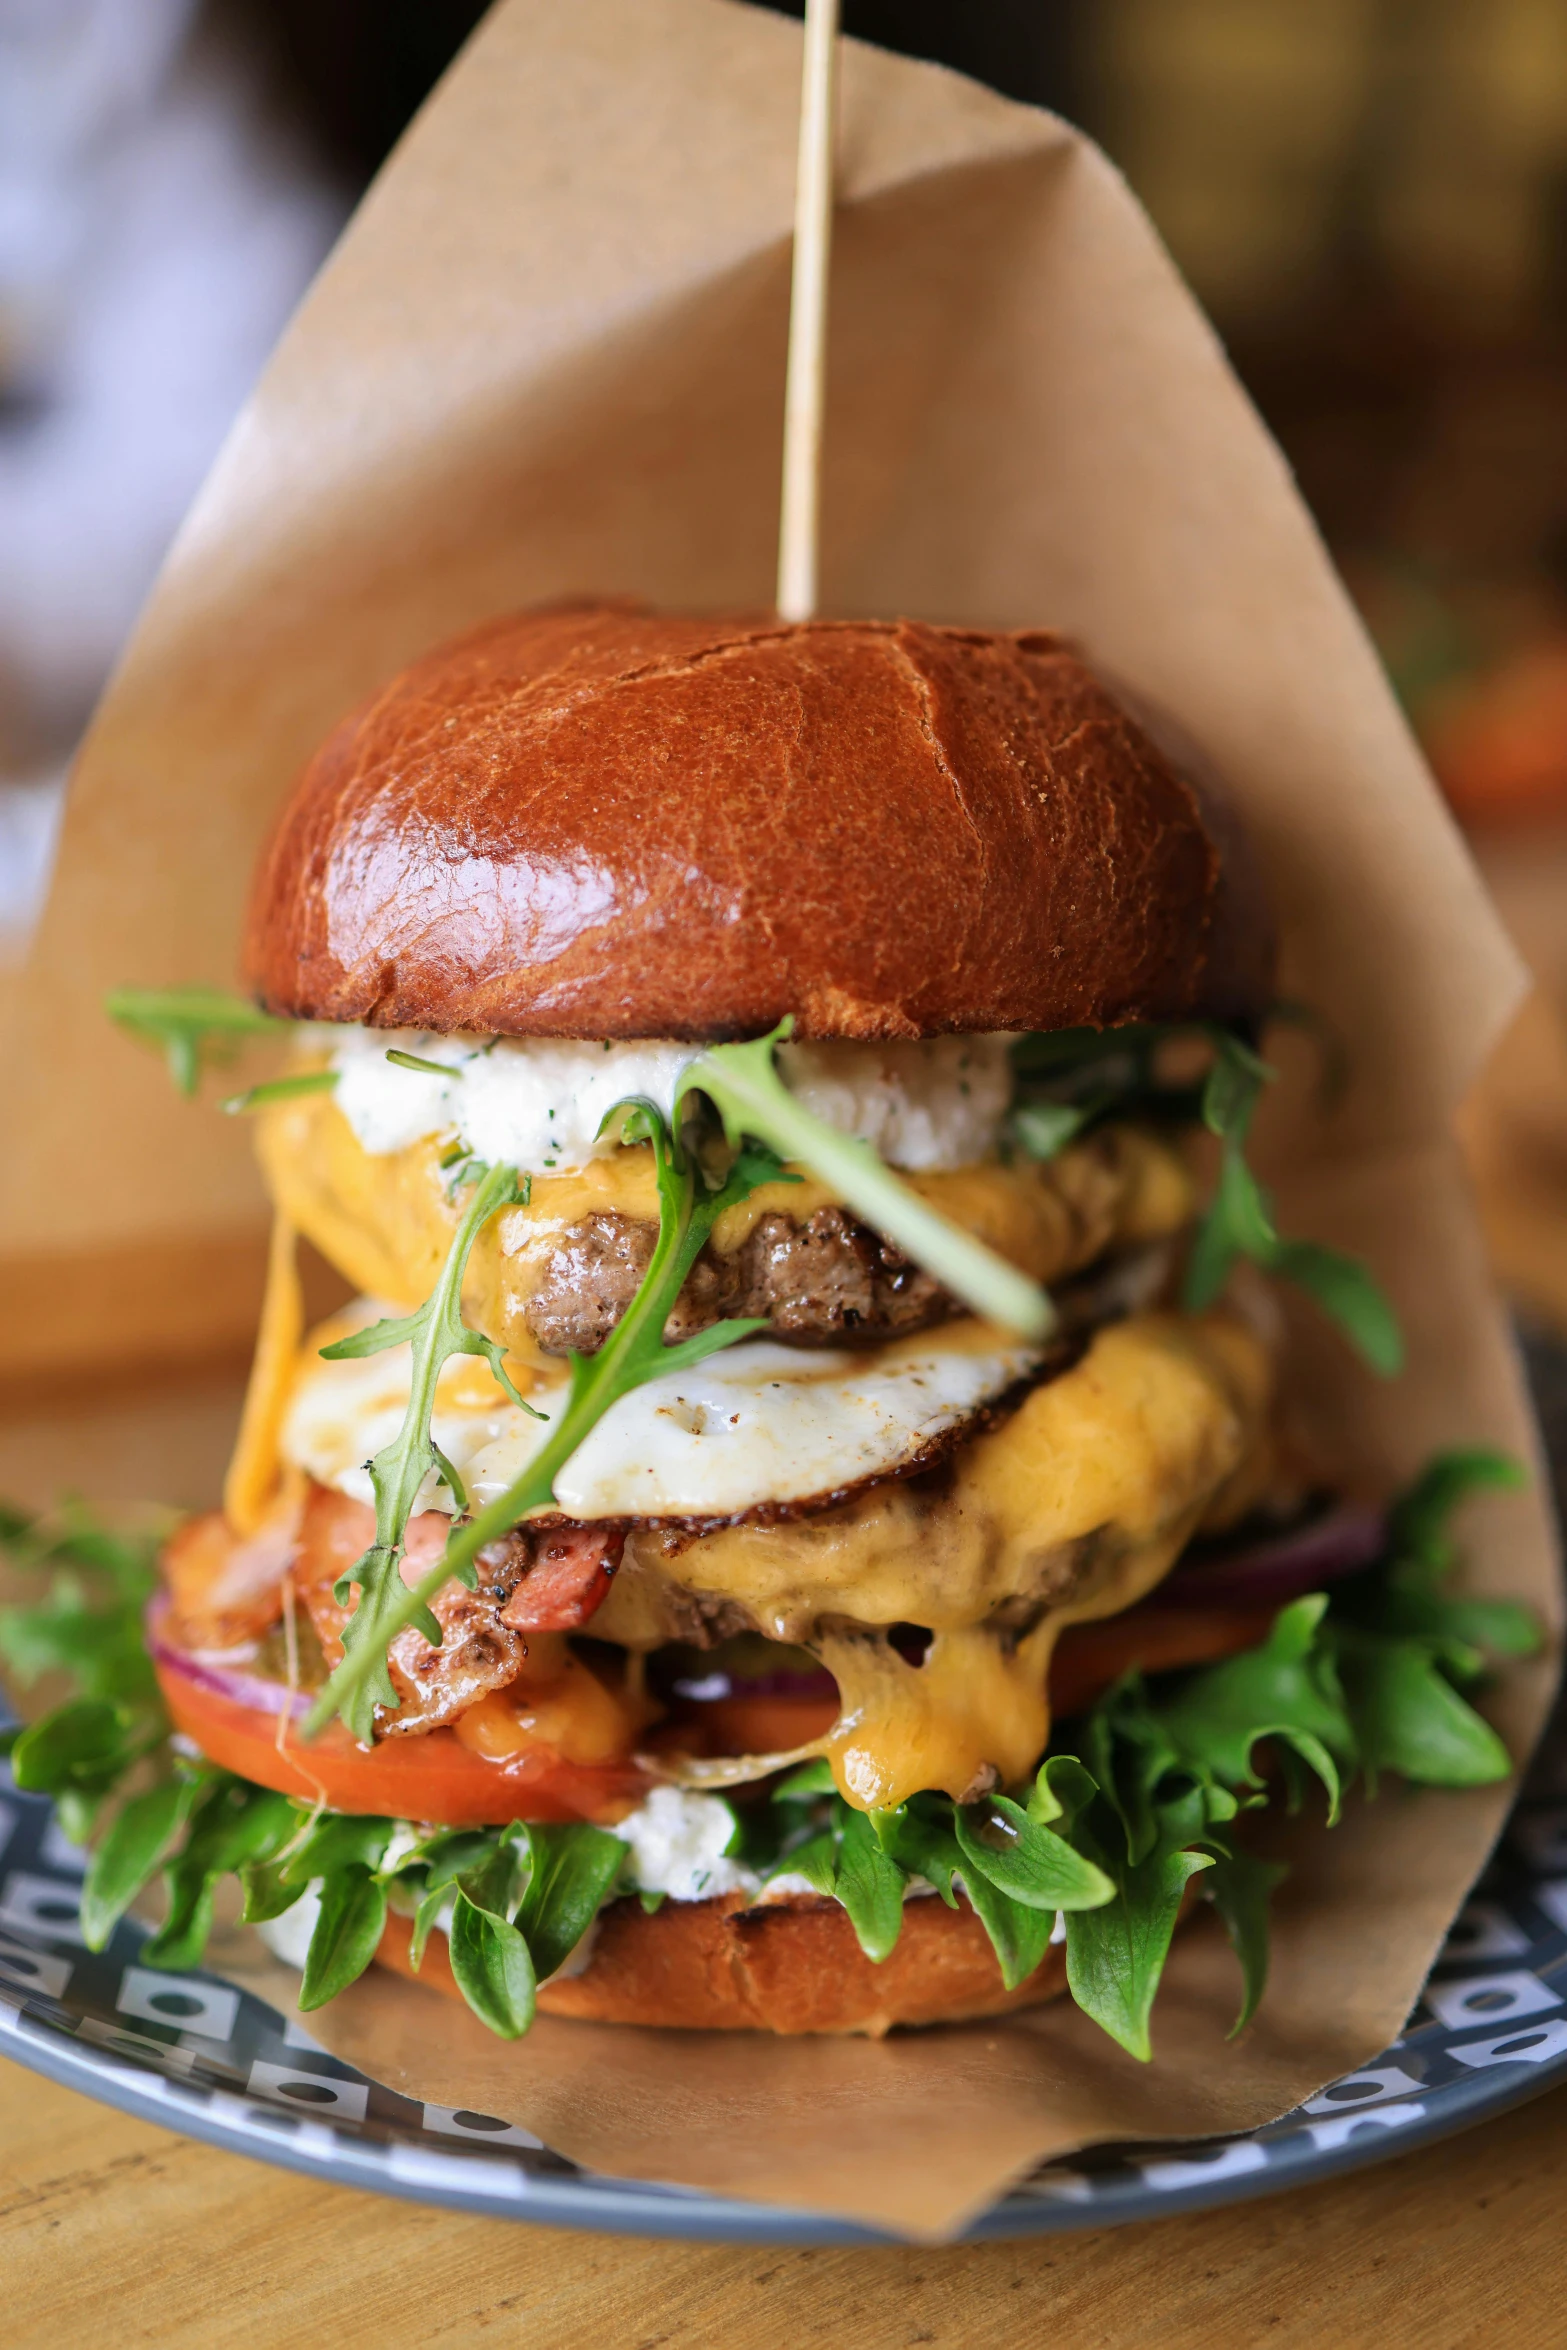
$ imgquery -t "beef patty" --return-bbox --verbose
[524,1205,950,1356]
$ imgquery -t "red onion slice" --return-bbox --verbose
[1161,1505,1386,1612]
[147,1597,311,1720]
[669,1666,839,1704]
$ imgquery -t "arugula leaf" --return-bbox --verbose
[275,1810,393,1887]
[223,1070,339,1116]
[768,1831,838,1895]
[448,1888,536,2038]
[1203,1840,1288,2035]
[307,1107,778,1740]
[1336,1631,1512,1789]
[874,1799,1059,1988]
[407,1884,453,1968]
[0,1503,164,1714]
[1042,1760,1212,2059]
[238,1858,310,1927]
[1080,1683,1191,1866]
[300,1868,388,2009]
[873,1797,961,1906]
[1010,1101,1096,1163]
[312,1159,532,1741]
[1064,1837,1214,2062]
[1387,1447,1527,1566]
[80,1777,198,1949]
[142,1779,297,1970]
[380,1826,505,1971]
[957,1856,1058,1991]
[513,1822,627,1982]
[8,1698,134,1795]
[1154,1595,1355,1817]
[1183,1032,1403,1375]
[832,1805,906,1962]
[106,986,283,1097]
[1345,1449,1539,1669]
[1009,1023,1181,1102]
[771,1757,837,1804]
[953,1793,1113,1912]
[1266,1240,1404,1376]
[9,1699,157,1839]
[678,1027,1055,1340]
[1010,1019,1402,1372]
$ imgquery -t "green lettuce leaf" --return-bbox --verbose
[300,1868,388,2010]
[449,1889,536,2039]
[514,1822,628,1983]
[831,1806,906,1963]
[141,1779,297,1970]
[80,1777,198,1950]
[1201,1841,1287,2036]
[953,1793,1113,1912]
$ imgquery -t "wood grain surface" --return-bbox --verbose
[2,2052,1561,2349]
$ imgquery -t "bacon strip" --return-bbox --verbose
[497,1523,623,1631]
[290,1484,621,1738]
[160,1507,298,1651]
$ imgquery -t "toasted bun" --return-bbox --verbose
[245,604,1273,1041]
[375,1890,1067,2036]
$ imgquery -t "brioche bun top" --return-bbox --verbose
[243,603,1272,1040]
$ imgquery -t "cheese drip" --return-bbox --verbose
[606,1313,1272,1810]
[223,1213,304,1538]
[255,1088,1192,1371]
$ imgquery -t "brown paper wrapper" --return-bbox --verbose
[2,0,1559,2241]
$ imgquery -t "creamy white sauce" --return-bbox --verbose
[777,1037,1013,1174]
[315,1025,1014,1175]
[256,1883,321,1972]
[610,1786,754,1902]
[282,1312,1042,1522]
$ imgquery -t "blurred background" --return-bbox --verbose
[3,0,1566,1347]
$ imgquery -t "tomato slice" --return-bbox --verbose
[1047,1604,1277,1723]
[151,1637,651,1826]
[152,1575,1274,1822]
[648,1691,840,1759]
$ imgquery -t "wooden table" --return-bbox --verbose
[2,2052,1560,2348]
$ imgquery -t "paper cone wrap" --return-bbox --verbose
[1,0,1557,2238]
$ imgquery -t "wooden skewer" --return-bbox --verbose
[776,0,841,624]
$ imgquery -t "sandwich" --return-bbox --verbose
[3,604,1537,2054]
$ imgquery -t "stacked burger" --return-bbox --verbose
[19,604,1528,2055]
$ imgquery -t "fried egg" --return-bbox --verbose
[281,1307,1043,1523]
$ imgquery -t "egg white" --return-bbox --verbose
[281,1307,1042,1523]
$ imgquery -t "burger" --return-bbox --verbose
[6,604,1534,2055]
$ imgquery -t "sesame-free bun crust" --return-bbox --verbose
[245,605,1272,1041]
[375,1890,1067,2036]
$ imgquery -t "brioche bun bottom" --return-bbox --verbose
[375,1891,1070,2037]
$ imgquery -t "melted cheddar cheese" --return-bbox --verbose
[255,1089,1193,1370]
[601,1313,1271,1809]
[223,1212,305,1537]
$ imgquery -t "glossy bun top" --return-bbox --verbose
[244,603,1272,1039]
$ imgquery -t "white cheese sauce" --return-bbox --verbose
[281,1313,1043,1523]
[609,1786,755,1902]
[315,1025,1014,1176]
